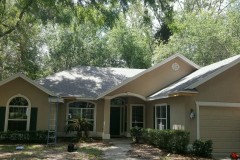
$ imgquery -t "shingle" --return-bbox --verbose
[37,66,145,98]
[149,55,240,100]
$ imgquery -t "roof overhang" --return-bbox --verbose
[148,90,199,101]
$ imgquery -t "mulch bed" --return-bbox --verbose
[127,143,214,160]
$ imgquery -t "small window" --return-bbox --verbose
[155,104,169,130]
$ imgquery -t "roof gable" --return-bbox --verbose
[0,73,56,96]
[98,53,199,99]
[149,54,240,100]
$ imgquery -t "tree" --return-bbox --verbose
[143,0,175,42]
[105,2,153,68]
[153,9,240,66]
[0,0,138,79]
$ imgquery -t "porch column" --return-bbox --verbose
[102,98,110,139]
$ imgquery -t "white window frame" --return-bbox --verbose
[155,104,168,130]
[130,104,145,129]
[66,101,96,132]
[4,94,31,132]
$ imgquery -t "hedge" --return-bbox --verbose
[0,130,48,143]
[193,139,213,158]
[140,128,190,154]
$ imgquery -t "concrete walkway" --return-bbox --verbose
[102,138,139,160]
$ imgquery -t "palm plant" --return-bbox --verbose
[65,118,92,139]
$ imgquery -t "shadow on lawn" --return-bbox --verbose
[0,143,104,160]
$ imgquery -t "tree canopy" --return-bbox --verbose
[0,0,239,80]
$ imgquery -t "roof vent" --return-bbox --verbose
[172,62,180,71]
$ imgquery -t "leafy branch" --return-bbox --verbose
[0,0,33,38]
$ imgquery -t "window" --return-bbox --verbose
[155,104,169,130]
[6,96,30,131]
[111,98,125,105]
[68,101,95,131]
[131,105,144,128]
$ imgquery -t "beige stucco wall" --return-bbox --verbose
[146,97,187,129]
[107,58,197,97]
[0,77,50,130]
[196,63,240,103]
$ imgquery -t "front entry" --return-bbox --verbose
[110,107,120,136]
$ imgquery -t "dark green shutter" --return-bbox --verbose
[0,107,6,131]
[167,105,170,129]
[153,106,155,129]
[30,108,38,131]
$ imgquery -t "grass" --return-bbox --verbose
[0,143,104,160]
[78,147,103,159]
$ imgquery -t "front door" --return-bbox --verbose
[110,107,120,136]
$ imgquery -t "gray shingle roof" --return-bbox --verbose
[148,55,240,100]
[37,66,145,98]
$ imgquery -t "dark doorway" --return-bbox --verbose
[110,107,120,136]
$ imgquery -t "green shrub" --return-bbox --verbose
[0,131,48,143]
[193,139,213,158]
[168,130,190,153]
[130,126,143,143]
[141,128,190,154]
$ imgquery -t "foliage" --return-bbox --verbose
[0,130,48,143]
[1,0,239,80]
[154,2,240,66]
[78,147,103,159]
[0,0,155,79]
[142,128,190,154]
[130,126,143,143]
[143,0,175,42]
[65,118,92,140]
[106,17,153,68]
[192,139,213,158]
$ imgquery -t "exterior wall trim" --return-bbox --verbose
[105,92,146,101]
[196,101,240,139]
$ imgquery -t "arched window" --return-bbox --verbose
[68,101,95,131]
[6,96,30,131]
[111,98,126,106]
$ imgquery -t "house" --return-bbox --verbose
[0,53,239,156]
